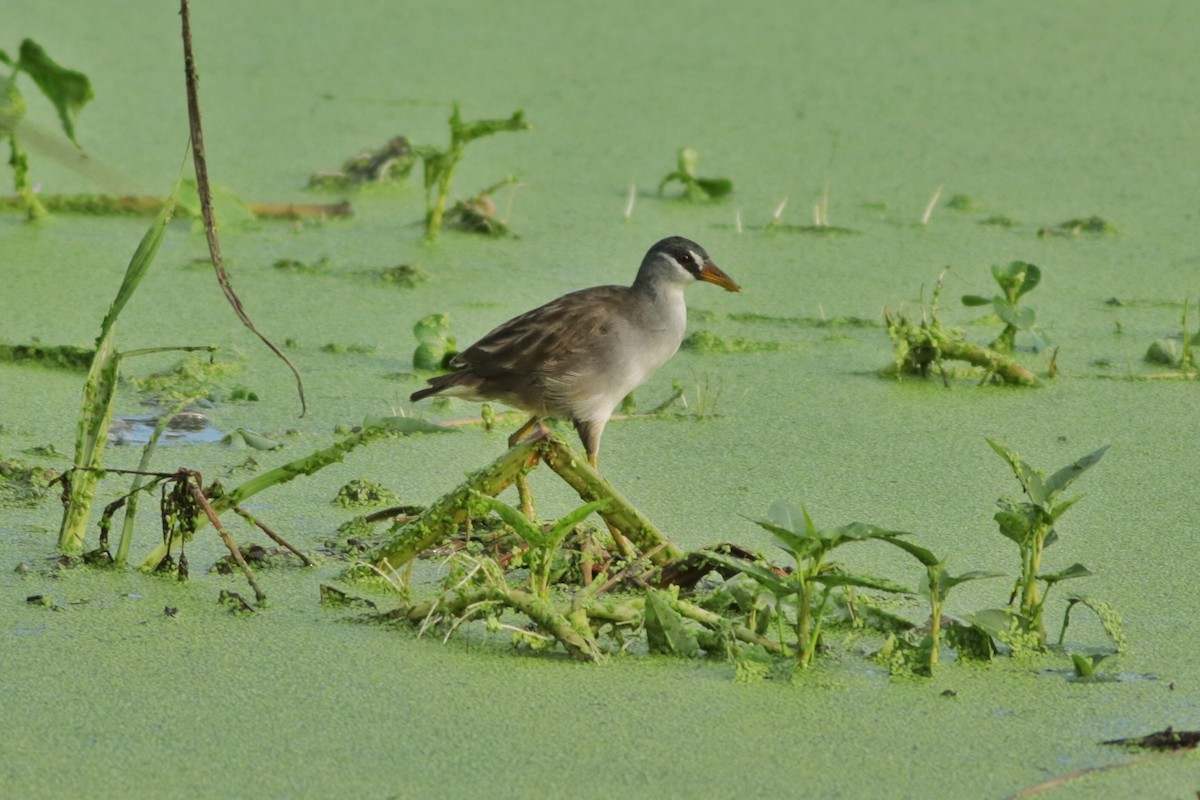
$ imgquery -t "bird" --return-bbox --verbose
[410,236,740,467]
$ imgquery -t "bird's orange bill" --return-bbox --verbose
[698,262,741,292]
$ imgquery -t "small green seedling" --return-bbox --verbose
[0,39,94,219]
[884,537,1001,668]
[411,313,458,371]
[962,261,1048,352]
[415,104,530,241]
[470,491,607,599]
[987,439,1109,647]
[1144,298,1199,373]
[705,500,910,667]
[658,147,733,202]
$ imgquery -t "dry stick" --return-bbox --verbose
[179,0,307,416]
[185,473,266,603]
[231,506,315,567]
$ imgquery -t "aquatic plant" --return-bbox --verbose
[415,104,530,241]
[471,491,608,599]
[961,261,1048,353]
[0,38,93,219]
[884,270,1039,385]
[1144,298,1198,376]
[657,147,732,202]
[882,538,1001,668]
[703,501,911,667]
[987,439,1109,648]
[412,313,458,371]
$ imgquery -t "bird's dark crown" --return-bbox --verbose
[649,235,709,277]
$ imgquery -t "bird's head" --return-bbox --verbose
[644,236,740,292]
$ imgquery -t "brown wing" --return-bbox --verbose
[452,286,628,380]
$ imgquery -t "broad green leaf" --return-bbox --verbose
[822,521,910,547]
[961,608,1013,638]
[767,499,806,533]
[1048,493,1083,523]
[695,177,733,198]
[0,49,13,66]
[470,491,544,547]
[987,439,1047,506]
[1039,562,1091,584]
[16,39,92,145]
[993,510,1032,545]
[940,570,1004,592]
[1012,262,1041,298]
[1044,445,1109,498]
[961,294,993,307]
[882,536,941,567]
[812,571,911,594]
[644,589,700,657]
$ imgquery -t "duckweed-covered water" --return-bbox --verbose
[2,1,1199,797]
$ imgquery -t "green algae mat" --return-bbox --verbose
[3,1,1199,797]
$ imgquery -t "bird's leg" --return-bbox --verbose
[575,425,636,559]
[510,416,542,519]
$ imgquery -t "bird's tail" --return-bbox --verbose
[410,371,472,403]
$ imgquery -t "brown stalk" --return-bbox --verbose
[179,0,307,416]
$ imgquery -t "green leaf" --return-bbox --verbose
[821,521,910,547]
[940,570,1004,591]
[961,608,1013,638]
[1012,262,1041,298]
[1043,445,1109,498]
[695,177,733,199]
[1039,562,1092,584]
[0,49,13,67]
[882,537,941,567]
[993,510,1031,545]
[470,491,545,547]
[451,105,530,145]
[767,499,808,533]
[644,589,700,657]
[987,439,1047,506]
[16,39,93,145]
[961,294,993,307]
[811,571,911,594]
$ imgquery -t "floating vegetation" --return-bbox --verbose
[1038,215,1117,237]
[945,193,978,212]
[273,256,330,275]
[978,214,1018,228]
[961,260,1049,353]
[411,313,458,371]
[658,147,733,201]
[0,454,58,506]
[375,264,426,287]
[415,105,530,241]
[319,343,376,355]
[307,136,416,190]
[682,330,783,353]
[444,176,518,236]
[1103,727,1200,752]
[128,352,247,404]
[0,341,94,370]
[334,478,400,509]
[1143,298,1198,375]
[884,270,1039,386]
